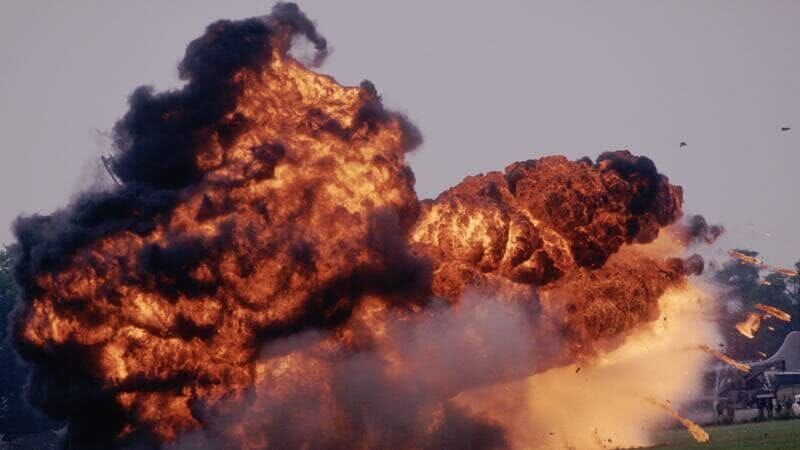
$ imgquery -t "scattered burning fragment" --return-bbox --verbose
[754,303,792,322]
[647,398,710,444]
[9,3,716,450]
[728,250,764,267]
[775,268,800,277]
[453,283,720,449]
[735,312,762,339]
[698,345,751,373]
[728,250,799,277]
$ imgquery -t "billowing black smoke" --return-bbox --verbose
[8,4,329,448]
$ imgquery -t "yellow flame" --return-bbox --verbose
[735,313,761,339]
[728,250,799,277]
[457,281,719,449]
[697,345,751,373]
[754,303,792,322]
[646,398,709,443]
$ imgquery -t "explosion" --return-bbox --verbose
[10,4,720,449]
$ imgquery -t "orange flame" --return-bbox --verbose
[10,5,712,449]
[729,250,799,277]
[698,345,751,373]
[735,312,762,339]
[755,303,792,322]
[647,398,710,444]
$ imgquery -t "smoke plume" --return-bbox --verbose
[9,4,713,449]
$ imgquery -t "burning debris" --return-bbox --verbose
[735,313,762,339]
[646,398,710,444]
[468,284,721,449]
[728,250,799,277]
[729,250,764,267]
[775,268,799,277]
[698,345,751,373]
[754,303,792,323]
[8,4,719,450]
[733,302,794,341]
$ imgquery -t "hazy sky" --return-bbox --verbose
[1,1,799,267]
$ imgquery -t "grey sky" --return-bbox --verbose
[1,1,799,267]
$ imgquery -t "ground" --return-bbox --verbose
[1,421,798,449]
[637,420,800,450]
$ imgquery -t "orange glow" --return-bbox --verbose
[735,313,762,339]
[755,303,792,322]
[647,398,710,444]
[12,7,713,448]
[729,250,799,277]
[698,345,751,373]
[453,278,720,449]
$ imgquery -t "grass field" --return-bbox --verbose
[638,420,800,450]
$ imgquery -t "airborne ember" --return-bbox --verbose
[10,4,718,450]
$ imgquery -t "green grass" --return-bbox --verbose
[637,420,800,450]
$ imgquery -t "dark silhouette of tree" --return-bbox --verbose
[0,246,60,436]
[787,260,800,331]
[713,249,798,361]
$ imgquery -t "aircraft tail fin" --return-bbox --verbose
[761,331,800,371]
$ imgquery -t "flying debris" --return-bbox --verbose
[9,3,714,449]
[729,250,763,267]
[754,304,792,323]
[647,398,710,443]
[698,345,751,373]
[710,332,800,424]
[728,250,799,277]
[735,304,791,339]
[735,313,762,339]
[100,154,121,186]
[775,268,799,277]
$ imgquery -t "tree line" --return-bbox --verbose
[0,247,61,437]
[713,249,800,360]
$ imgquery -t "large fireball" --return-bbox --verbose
[10,4,718,449]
